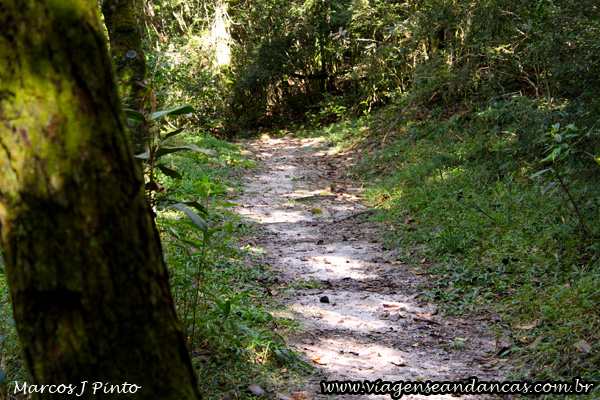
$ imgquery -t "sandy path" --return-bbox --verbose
[233,137,507,400]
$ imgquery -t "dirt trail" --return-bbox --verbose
[233,137,508,400]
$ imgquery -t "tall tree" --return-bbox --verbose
[0,1,201,399]
[102,0,148,152]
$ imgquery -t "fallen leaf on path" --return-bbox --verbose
[248,384,265,396]
[391,360,407,367]
[389,313,402,322]
[495,336,512,355]
[275,392,294,400]
[292,391,310,400]
[574,339,592,353]
[514,320,540,330]
[527,335,543,349]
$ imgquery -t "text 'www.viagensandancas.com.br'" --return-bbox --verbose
[320,376,596,398]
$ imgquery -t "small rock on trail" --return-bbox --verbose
[233,137,508,399]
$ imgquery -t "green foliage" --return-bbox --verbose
[153,138,309,397]
[125,93,218,231]
[309,95,600,388]
[139,0,600,134]
[0,128,301,398]
[218,0,600,131]
[126,90,306,387]
[226,0,357,128]
[141,3,233,137]
[532,122,600,238]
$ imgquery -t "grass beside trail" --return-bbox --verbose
[302,97,600,397]
[151,132,312,398]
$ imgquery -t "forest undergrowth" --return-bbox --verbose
[153,132,311,398]
[301,95,600,395]
[0,131,310,399]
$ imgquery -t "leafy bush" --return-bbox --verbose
[308,94,600,389]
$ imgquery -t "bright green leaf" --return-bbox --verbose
[215,201,239,207]
[181,143,218,157]
[172,203,208,232]
[124,109,146,122]
[157,164,183,180]
[179,201,208,215]
[530,168,552,179]
[551,146,562,161]
[222,300,231,319]
[151,105,194,120]
[155,147,188,158]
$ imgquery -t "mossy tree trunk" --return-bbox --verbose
[0,1,200,399]
[102,0,148,152]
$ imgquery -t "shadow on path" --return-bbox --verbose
[233,137,508,400]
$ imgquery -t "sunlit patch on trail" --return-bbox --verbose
[233,137,506,399]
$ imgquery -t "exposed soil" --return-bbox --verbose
[232,137,509,400]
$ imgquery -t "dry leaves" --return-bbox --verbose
[574,339,592,353]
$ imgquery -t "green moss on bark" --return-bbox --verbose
[0,1,200,399]
[102,0,148,110]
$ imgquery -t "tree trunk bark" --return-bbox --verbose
[102,0,149,153]
[0,1,201,399]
